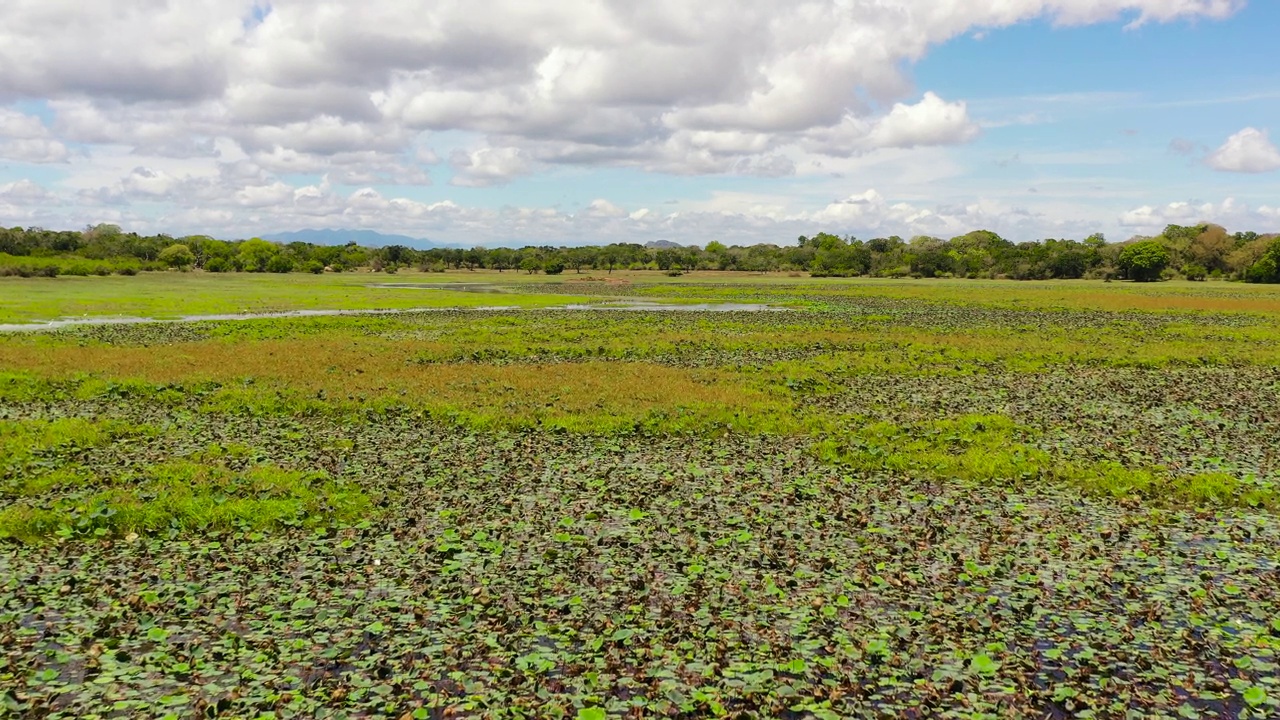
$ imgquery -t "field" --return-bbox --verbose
[2,272,1279,719]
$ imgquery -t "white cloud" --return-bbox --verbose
[868,93,980,149]
[0,0,1245,182]
[120,167,182,198]
[0,0,1260,241]
[235,181,295,207]
[1204,127,1280,173]
[0,109,50,139]
[1119,197,1279,231]
[0,179,57,203]
[581,199,627,219]
[449,147,531,187]
[0,137,70,163]
[0,108,70,163]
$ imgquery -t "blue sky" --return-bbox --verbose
[1,0,1278,246]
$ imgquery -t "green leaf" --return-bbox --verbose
[1243,687,1267,707]
[970,654,999,675]
[577,708,607,720]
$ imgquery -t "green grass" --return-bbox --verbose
[7,270,1280,324]
[0,459,372,543]
[0,270,595,323]
[814,413,1275,509]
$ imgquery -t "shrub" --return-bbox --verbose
[266,255,294,273]
[93,266,111,276]
[664,270,683,277]
[302,260,325,274]
[35,265,58,278]
[1181,263,1208,281]
[116,266,138,276]
[544,261,565,275]
[205,257,230,273]
[62,262,93,277]
[158,243,196,269]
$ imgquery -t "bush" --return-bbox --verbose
[544,261,565,275]
[266,255,294,273]
[664,270,683,277]
[158,243,196,269]
[205,257,230,273]
[302,260,325,274]
[35,265,58,278]
[1181,263,1208,281]
[116,266,138,276]
[422,262,447,273]
[62,262,92,277]
[383,265,398,274]
[93,266,111,276]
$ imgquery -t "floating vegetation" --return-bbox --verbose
[2,278,1279,717]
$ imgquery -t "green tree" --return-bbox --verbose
[1245,237,1280,283]
[158,243,195,269]
[566,247,596,273]
[266,254,294,273]
[237,238,278,272]
[1117,240,1170,282]
[488,247,516,272]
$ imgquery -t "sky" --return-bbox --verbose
[1,0,1279,247]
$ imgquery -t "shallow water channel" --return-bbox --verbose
[0,300,781,332]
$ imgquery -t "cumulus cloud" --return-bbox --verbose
[0,0,1256,241]
[808,189,1093,239]
[0,109,70,163]
[449,147,531,187]
[867,93,981,149]
[0,0,1245,181]
[0,179,57,203]
[1119,197,1280,231]
[0,138,70,163]
[1204,127,1280,173]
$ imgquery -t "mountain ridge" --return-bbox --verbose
[262,229,450,249]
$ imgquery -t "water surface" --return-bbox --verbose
[0,301,781,331]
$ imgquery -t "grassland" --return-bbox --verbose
[2,273,1279,718]
[0,270,601,324]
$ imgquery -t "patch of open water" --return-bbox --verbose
[0,300,782,332]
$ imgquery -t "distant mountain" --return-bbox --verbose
[263,229,450,249]
[645,239,683,249]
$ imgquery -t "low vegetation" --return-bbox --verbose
[1,276,1278,717]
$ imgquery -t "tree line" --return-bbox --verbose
[2,223,1278,283]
